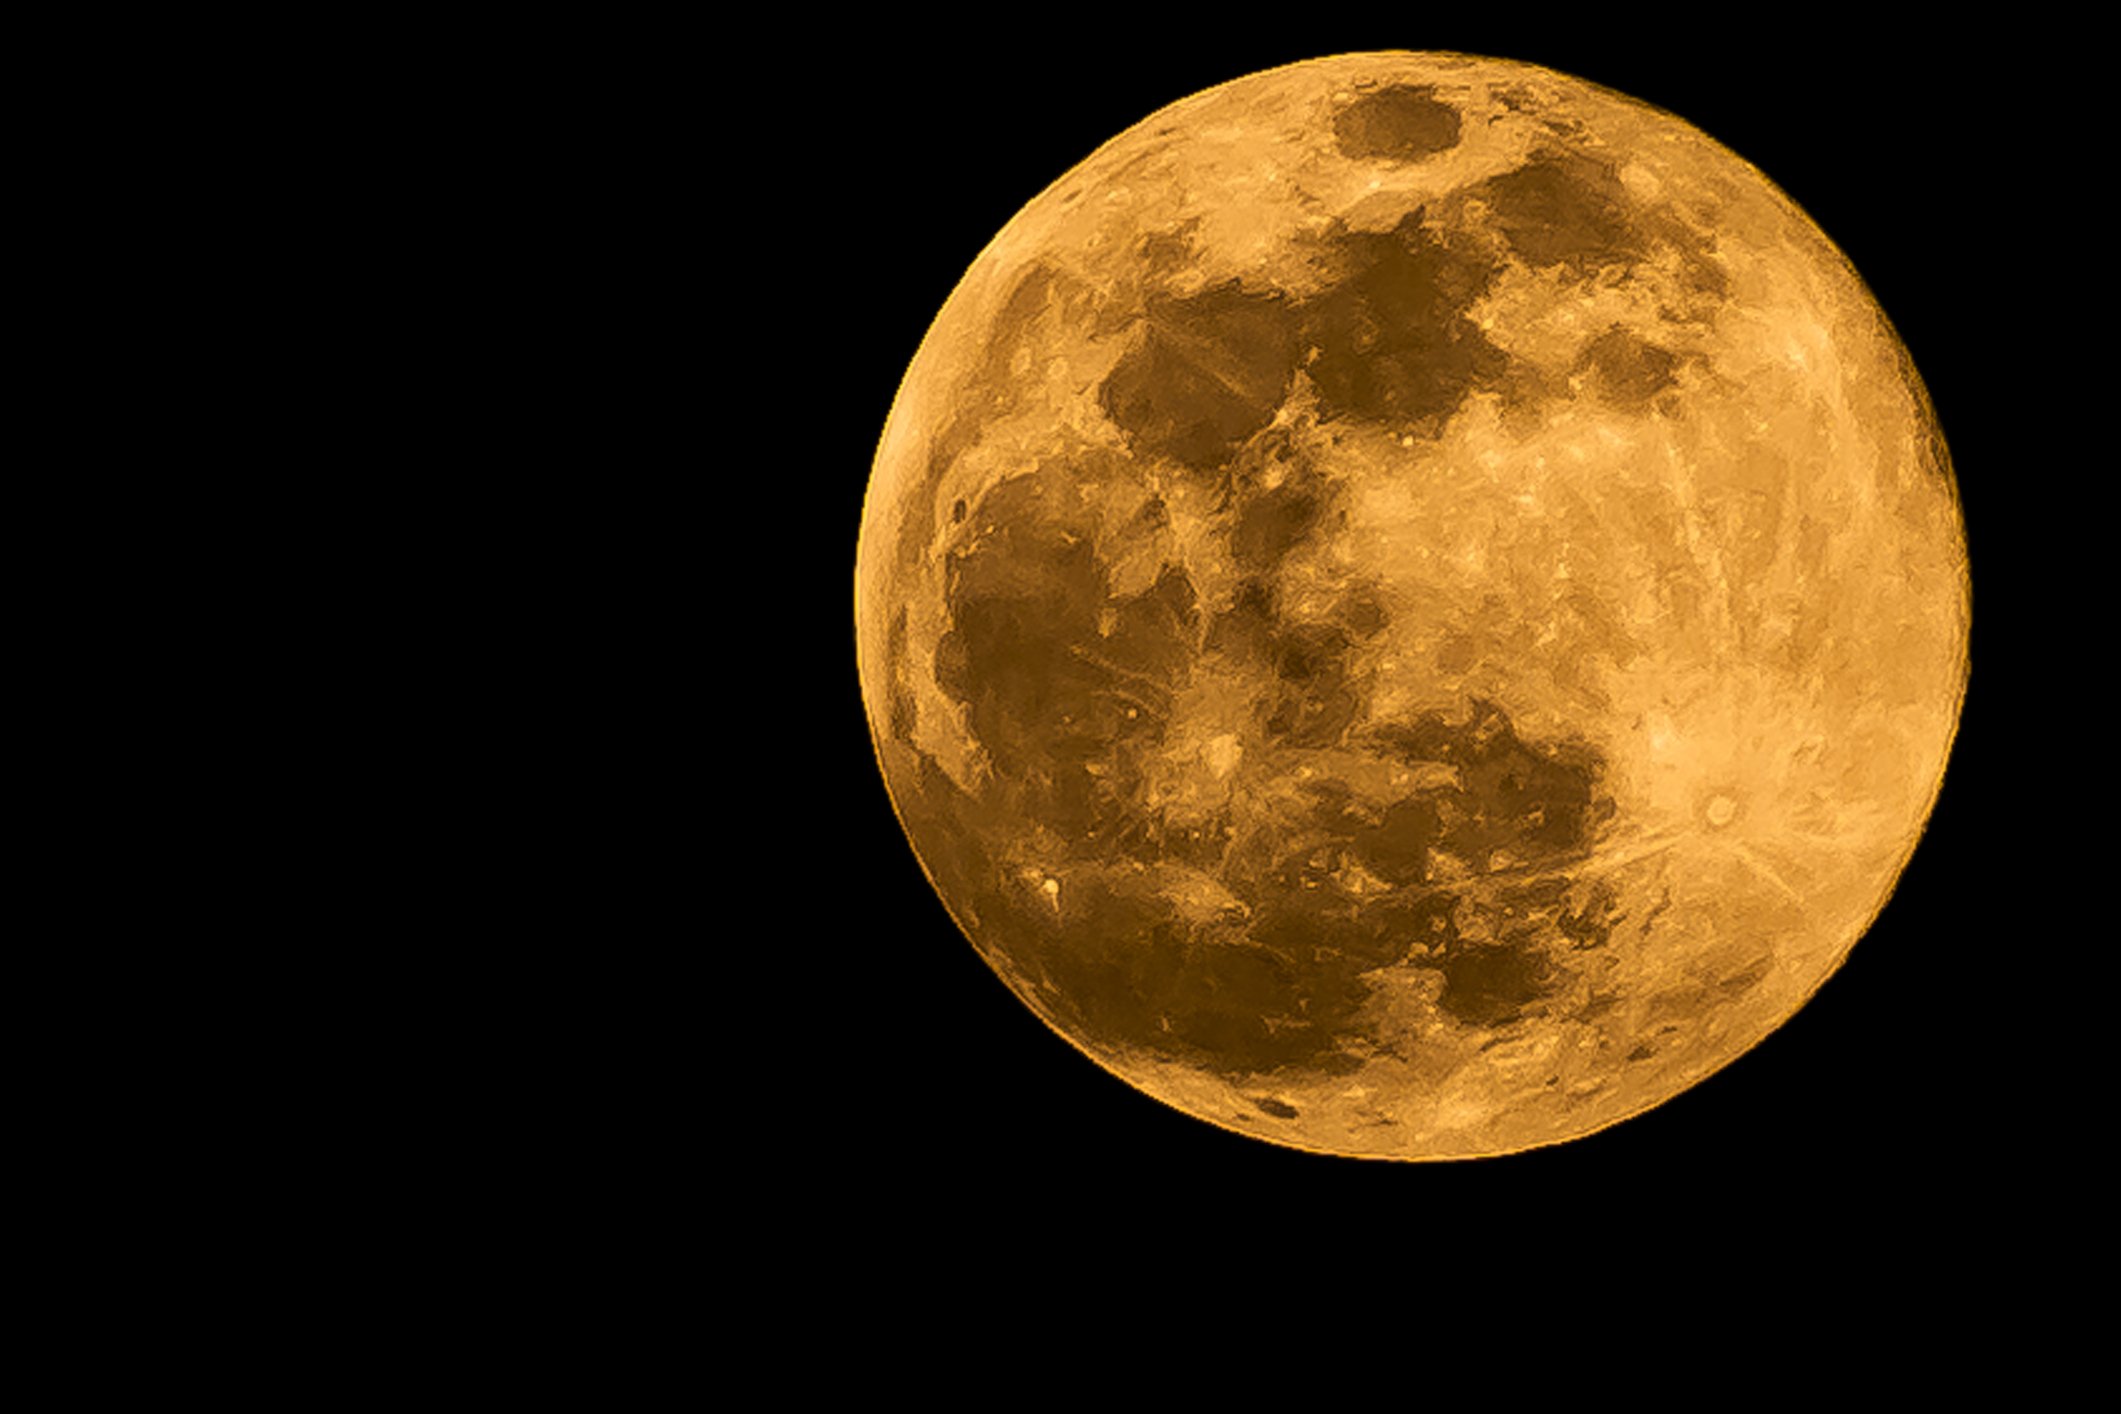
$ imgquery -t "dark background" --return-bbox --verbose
[783,27,2030,1248]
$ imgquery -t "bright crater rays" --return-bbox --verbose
[856,52,1969,1159]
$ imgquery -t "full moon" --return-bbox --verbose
[854,52,1969,1159]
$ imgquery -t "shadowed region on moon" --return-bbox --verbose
[857,52,1969,1159]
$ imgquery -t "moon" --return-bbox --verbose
[853,51,1969,1160]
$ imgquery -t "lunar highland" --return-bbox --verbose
[854,53,1970,1159]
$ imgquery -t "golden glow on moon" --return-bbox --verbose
[854,52,1970,1160]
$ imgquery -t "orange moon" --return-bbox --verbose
[854,52,1969,1160]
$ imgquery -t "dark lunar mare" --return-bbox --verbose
[1298,212,1509,431]
[922,438,1621,1074]
[1333,84,1463,163]
[888,138,1697,1086]
[1101,210,1512,458]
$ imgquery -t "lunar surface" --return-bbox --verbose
[854,52,1969,1159]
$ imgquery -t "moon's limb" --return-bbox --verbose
[855,52,1970,1159]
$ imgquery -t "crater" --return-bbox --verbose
[1333,84,1462,163]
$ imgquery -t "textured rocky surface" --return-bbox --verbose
[855,53,1969,1159]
